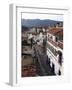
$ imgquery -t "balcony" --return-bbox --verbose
[58,41,63,49]
[48,38,63,49]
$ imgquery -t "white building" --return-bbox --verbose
[47,27,63,75]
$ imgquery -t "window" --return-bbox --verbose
[58,52,62,65]
[55,37,58,42]
[58,70,61,75]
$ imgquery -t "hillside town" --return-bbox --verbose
[21,22,63,77]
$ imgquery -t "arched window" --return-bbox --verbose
[58,70,61,75]
[55,37,58,42]
[58,51,62,65]
[52,63,55,73]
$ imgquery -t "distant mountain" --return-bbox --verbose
[21,19,63,27]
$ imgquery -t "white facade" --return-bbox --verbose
[47,33,56,42]
[47,48,63,75]
[29,27,36,33]
[47,31,63,75]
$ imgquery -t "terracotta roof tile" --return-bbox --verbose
[48,28,63,35]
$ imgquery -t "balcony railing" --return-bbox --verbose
[48,38,63,49]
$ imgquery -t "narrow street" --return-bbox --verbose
[32,44,55,76]
[21,34,56,77]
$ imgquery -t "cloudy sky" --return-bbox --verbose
[22,13,63,21]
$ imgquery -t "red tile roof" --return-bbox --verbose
[31,32,39,35]
[57,30,63,36]
[48,28,63,35]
